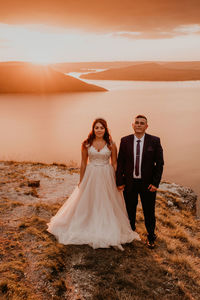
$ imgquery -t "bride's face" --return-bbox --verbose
[94,122,105,138]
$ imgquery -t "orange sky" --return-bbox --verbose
[0,0,200,63]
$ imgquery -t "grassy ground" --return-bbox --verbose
[0,161,200,299]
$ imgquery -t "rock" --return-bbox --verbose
[24,190,39,198]
[167,200,174,207]
[159,182,197,213]
[27,180,40,188]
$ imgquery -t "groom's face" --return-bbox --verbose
[132,117,148,135]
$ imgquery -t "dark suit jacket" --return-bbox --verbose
[116,133,164,188]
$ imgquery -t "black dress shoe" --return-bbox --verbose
[147,234,157,242]
[146,239,155,249]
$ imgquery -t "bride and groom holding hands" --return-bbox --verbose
[47,115,164,250]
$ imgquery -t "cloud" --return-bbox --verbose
[0,0,200,38]
[0,38,10,48]
[174,24,200,34]
[112,25,200,40]
[111,31,175,40]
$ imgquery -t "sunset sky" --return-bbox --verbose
[0,0,200,63]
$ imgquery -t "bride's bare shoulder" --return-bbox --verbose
[81,141,90,151]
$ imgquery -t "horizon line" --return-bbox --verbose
[1,59,200,64]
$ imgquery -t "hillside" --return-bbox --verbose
[50,61,147,73]
[0,62,106,93]
[0,161,199,300]
[51,61,200,74]
[80,62,200,81]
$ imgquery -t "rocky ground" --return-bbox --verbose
[0,161,200,300]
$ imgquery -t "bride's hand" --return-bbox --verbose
[117,185,125,191]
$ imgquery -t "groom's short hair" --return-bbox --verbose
[135,115,147,122]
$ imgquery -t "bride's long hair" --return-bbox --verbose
[82,118,112,148]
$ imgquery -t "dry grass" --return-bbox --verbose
[0,161,200,299]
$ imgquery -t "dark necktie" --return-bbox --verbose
[135,140,141,176]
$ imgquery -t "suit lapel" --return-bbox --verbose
[129,134,134,167]
[142,133,149,161]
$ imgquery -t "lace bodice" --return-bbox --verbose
[88,144,111,166]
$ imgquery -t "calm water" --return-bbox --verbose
[0,79,200,201]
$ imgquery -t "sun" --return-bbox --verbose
[29,59,52,65]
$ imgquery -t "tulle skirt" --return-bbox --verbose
[47,163,140,250]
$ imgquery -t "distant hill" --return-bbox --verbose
[51,61,200,74]
[157,61,200,70]
[80,62,200,81]
[0,62,107,93]
[50,61,145,73]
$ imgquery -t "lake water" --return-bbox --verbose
[0,79,200,209]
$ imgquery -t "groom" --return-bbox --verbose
[116,115,164,248]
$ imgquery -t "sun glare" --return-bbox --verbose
[0,23,200,63]
[29,59,52,66]
[0,24,87,64]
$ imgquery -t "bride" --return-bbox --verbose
[47,118,140,250]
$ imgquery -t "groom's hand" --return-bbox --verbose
[117,185,125,191]
[148,184,157,192]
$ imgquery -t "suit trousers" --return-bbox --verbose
[123,179,156,241]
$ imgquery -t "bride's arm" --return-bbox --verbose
[79,144,88,185]
[110,142,117,171]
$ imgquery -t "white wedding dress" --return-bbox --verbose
[47,144,140,250]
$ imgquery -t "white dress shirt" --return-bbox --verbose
[133,134,145,178]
